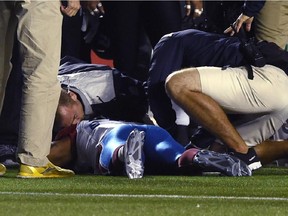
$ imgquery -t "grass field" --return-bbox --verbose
[1,167,288,216]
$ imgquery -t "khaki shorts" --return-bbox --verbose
[197,65,288,146]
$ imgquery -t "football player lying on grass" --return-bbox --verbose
[48,119,251,178]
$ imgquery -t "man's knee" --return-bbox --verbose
[165,71,183,100]
[165,68,201,99]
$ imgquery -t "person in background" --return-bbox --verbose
[224,0,288,49]
[61,1,106,63]
[101,1,183,81]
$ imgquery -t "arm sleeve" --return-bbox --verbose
[242,0,266,17]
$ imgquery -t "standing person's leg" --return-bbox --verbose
[0,37,22,166]
[255,1,288,49]
[102,1,144,81]
[16,1,74,178]
[0,1,18,175]
[16,1,62,166]
[143,0,182,47]
[0,1,17,113]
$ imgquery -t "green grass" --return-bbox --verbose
[1,167,288,216]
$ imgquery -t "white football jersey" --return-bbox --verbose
[75,119,126,173]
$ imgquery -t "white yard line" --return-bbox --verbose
[0,191,288,201]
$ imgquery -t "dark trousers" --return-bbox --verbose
[102,1,182,81]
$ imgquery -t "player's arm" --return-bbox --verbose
[48,125,77,167]
[49,137,74,167]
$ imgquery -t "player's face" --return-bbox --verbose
[60,101,84,128]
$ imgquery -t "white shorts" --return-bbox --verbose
[197,65,288,146]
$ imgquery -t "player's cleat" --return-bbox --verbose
[193,149,252,176]
[17,161,75,178]
[229,148,262,171]
[0,163,6,176]
[124,129,145,179]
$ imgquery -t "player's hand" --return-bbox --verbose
[224,13,254,36]
[60,0,81,17]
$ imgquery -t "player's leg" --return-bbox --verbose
[143,125,251,176]
[100,124,145,177]
[179,149,252,176]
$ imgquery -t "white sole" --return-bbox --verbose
[124,129,145,179]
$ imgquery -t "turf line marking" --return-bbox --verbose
[1,191,288,201]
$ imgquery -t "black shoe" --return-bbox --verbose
[229,148,262,171]
[189,127,216,149]
[0,144,18,167]
[193,149,252,177]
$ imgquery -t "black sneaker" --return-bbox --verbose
[229,148,262,171]
[193,149,252,177]
[0,144,18,168]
